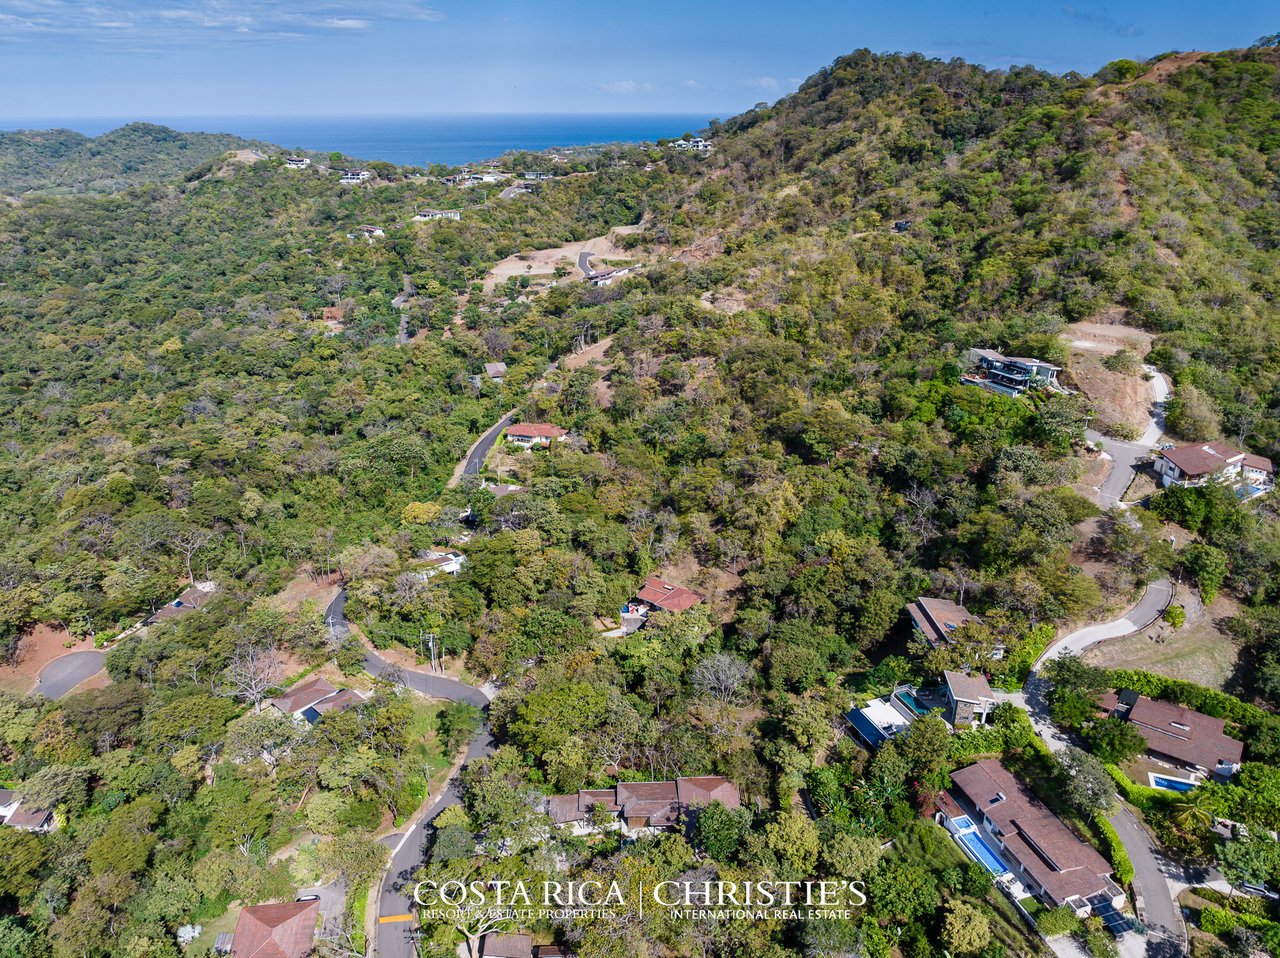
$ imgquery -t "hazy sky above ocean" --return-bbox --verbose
[0,1,1270,119]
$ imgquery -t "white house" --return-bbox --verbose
[414,208,462,222]
[419,549,466,576]
[0,789,55,833]
[1155,441,1273,492]
[339,169,372,184]
[506,423,568,447]
[356,225,385,239]
[523,171,552,180]
[284,156,311,169]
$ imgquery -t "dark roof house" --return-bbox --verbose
[480,933,533,958]
[907,597,982,649]
[950,760,1122,911]
[1100,690,1244,773]
[545,776,739,833]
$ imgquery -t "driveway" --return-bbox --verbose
[32,650,105,699]
[1087,366,1169,509]
[1036,578,1173,668]
[1108,805,1185,946]
[577,250,594,276]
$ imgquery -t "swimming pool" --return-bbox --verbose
[951,816,975,830]
[1151,775,1196,792]
[895,689,930,716]
[958,830,1010,876]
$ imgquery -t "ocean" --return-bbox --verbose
[0,113,717,167]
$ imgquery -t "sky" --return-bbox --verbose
[0,0,1269,119]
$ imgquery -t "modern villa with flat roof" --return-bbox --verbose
[963,348,1062,396]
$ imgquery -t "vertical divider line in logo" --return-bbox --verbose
[638,880,643,918]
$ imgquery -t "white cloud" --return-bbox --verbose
[0,0,444,44]
[597,79,653,95]
[681,79,702,90]
[747,75,779,90]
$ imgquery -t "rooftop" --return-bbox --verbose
[636,576,704,612]
[951,760,1114,906]
[230,900,318,958]
[1161,441,1246,478]
[944,670,995,703]
[1101,691,1244,770]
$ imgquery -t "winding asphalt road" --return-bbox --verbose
[577,250,594,276]
[326,591,494,958]
[1022,364,1185,956]
[32,650,105,699]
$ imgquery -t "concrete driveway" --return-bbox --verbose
[32,650,105,699]
[1036,578,1173,668]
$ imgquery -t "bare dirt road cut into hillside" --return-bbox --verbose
[481,225,641,292]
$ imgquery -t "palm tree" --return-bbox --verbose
[1172,788,1214,835]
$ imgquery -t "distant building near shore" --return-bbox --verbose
[284,156,310,169]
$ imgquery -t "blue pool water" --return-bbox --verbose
[1152,776,1196,792]
[952,816,974,830]
[958,831,1009,875]
[896,689,930,716]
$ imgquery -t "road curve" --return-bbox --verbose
[1035,577,1173,669]
[32,650,105,699]
[324,588,493,958]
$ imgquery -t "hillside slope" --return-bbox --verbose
[0,122,264,194]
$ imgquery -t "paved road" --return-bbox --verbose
[324,590,493,958]
[577,250,594,276]
[1108,804,1185,947]
[499,184,528,199]
[1087,366,1169,509]
[461,411,515,479]
[32,650,105,699]
[1036,578,1173,668]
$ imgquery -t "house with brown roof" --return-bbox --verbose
[907,597,1000,656]
[230,900,319,958]
[480,933,533,958]
[267,678,366,726]
[944,670,997,725]
[620,576,706,632]
[505,423,568,447]
[545,776,739,838]
[948,760,1125,915]
[0,790,55,833]
[1155,442,1246,489]
[146,581,218,625]
[1100,689,1244,778]
[483,361,508,382]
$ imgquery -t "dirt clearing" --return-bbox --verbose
[482,226,640,292]
[267,569,342,615]
[1064,320,1157,437]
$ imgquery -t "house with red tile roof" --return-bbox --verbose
[505,423,568,447]
[230,900,318,958]
[545,776,739,838]
[619,576,706,632]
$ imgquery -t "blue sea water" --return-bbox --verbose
[0,113,716,167]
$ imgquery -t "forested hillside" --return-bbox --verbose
[1,42,1279,958]
[0,123,263,195]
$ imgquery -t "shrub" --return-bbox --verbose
[1037,904,1083,937]
[1094,812,1134,886]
